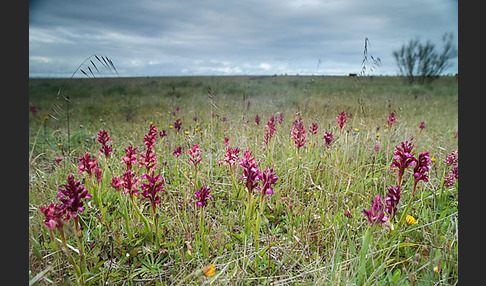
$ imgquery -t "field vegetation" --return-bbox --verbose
[29,75,458,285]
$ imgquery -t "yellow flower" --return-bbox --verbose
[354,128,359,132]
[431,157,436,162]
[184,131,189,135]
[406,215,418,225]
[57,142,62,146]
[169,125,173,129]
[195,128,199,131]
[385,124,389,128]
[202,264,215,277]
[150,121,154,125]
[376,132,381,137]
[196,122,200,126]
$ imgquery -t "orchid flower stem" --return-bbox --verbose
[129,196,152,242]
[60,229,84,285]
[199,206,208,258]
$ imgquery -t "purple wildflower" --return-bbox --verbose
[57,174,92,219]
[121,145,138,171]
[97,129,113,159]
[257,166,278,197]
[384,185,401,218]
[40,203,67,230]
[291,117,307,151]
[444,166,458,187]
[239,150,261,194]
[78,153,99,178]
[444,149,458,167]
[122,170,139,198]
[309,123,319,135]
[390,139,416,186]
[140,171,165,214]
[173,118,182,132]
[195,185,211,207]
[323,131,334,148]
[387,112,397,127]
[219,146,241,166]
[255,114,261,126]
[173,146,182,157]
[362,194,389,227]
[336,111,347,132]
[110,176,123,191]
[188,144,202,168]
[263,115,277,146]
[412,151,431,187]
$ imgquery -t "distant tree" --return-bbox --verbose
[393,33,457,84]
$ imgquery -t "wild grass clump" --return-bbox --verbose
[29,75,457,285]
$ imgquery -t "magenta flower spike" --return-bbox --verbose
[239,150,261,194]
[309,123,319,135]
[412,151,431,187]
[188,144,202,168]
[97,129,113,159]
[384,185,401,218]
[122,170,139,198]
[290,117,307,150]
[219,147,241,166]
[323,131,334,147]
[263,115,277,145]
[444,149,458,167]
[140,170,165,213]
[255,114,261,126]
[362,194,389,227]
[387,112,397,127]
[110,176,123,191]
[195,185,211,207]
[174,118,182,132]
[57,174,92,219]
[390,139,416,186]
[121,145,138,171]
[336,111,347,132]
[257,166,278,197]
[78,153,99,178]
[173,146,182,157]
[444,166,458,187]
[40,203,67,230]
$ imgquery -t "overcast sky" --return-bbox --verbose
[29,0,458,78]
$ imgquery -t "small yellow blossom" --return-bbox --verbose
[385,124,389,128]
[169,125,173,129]
[202,264,215,277]
[431,157,436,162]
[200,130,204,134]
[376,132,381,137]
[57,142,62,146]
[184,131,189,135]
[354,128,359,132]
[195,128,199,131]
[406,215,418,225]
[150,121,154,125]
[196,122,200,126]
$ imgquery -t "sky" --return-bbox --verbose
[29,0,458,78]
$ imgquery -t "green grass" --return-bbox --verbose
[29,75,458,285]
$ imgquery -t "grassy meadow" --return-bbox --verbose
[29,75,458,285]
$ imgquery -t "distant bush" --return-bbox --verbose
[393,33,457,84]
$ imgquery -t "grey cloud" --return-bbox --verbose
[29,0,458,77]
